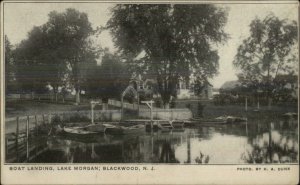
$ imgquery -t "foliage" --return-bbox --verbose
[5,36,18,93]
[13,8,99,100]
[86,52,131,102]
[233,14,298,102]
[107,4,228,106]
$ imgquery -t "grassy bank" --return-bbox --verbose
[174,99,298,120]
[5,100,115,118]
[5,99,298,121]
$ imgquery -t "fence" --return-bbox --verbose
[5,109,122,163]
[6,93,76,101]
[139,108,192,120]
[108,99,146,110]
[108,99,192,120]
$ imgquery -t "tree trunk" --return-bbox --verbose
[164,103,170,109]
[102,98,108,110]
[102,103,108,110]
[75,90,80,105]
[55,93,58,102]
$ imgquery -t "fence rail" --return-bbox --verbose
[107,99,192,120]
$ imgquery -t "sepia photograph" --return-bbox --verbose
[2,0,299,168]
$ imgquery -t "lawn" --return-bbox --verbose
[174,99,298,120]
[5,99,298,121]
[5,100,115,118]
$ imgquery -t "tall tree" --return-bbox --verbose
[5,36,17,93]
[45,9,98,104]
[233,14,298,107]
[107,4,228,108]
[14,27,50,94]
[86,52,131,108]
[14,9,98,103]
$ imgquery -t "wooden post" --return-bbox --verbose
[35,115,38,136]
[137,93,140,117]
[5,137,8,157]
[16,117,19,162]
[91,103,94,124]
[16,117,19,142]
[150,104,153,130]
[142,101,154,131]
[26,116,29,161]
[121,96,124,120]
[42,114,45,125]
[245,97,248,111]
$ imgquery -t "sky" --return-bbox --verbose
[3,2,298,88]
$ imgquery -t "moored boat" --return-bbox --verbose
[62,126,99,137]
[103,123,123,135]
[171,120,185,128]
[157,120,173,132]
[120,124,145,134]
[103,123,145,135]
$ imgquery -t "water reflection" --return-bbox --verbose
[8,118,298,164]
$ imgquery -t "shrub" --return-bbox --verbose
[69,112,90,122]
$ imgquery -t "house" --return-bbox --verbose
[177,76,213,99]
[273,74,298,99]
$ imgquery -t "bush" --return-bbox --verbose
[197,102,205,118]
[69,112,90,122]
[51,115,62,125]
[170,98,176,108]
[154,98,162,108]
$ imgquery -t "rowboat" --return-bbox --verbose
[157,120,173,132]
[120,124,145,134]
[282,112,298,119]
[171,120,185,129]
[103,123,123,135]
[191,118,227,124]
[103,123,145,135]
[217,116,247,123]
[145,121,159,132]
[171,120,185,132]
[62,127,99,137]
[82,124,106,133]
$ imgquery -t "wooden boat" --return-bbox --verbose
[145,121,159,132]
[191,116,247,125]
[62,127,99,137]
[282,112,298,119]
[120,124,145,134]
[103,123,145,135]
[171,120,185,129]
[103,123,123,135]
[82,124,106,133]
[222,116,247,123]
[192,118,227,124]
[157,120,173,132]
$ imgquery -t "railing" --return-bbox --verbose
[107,99,193,120]
[5,114,51,163]
[5,109,122,163]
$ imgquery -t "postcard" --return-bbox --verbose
[1,1,299,184]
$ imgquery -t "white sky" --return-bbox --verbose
[4,2,298,88]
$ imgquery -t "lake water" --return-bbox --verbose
[8,118,298,164]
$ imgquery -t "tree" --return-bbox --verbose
[14,8,99,103]
[14,27,51,94]
[44,9,98,104]
[233,14,298,107]
[5,36,17,93]
[107,4,228,108]
[86,52,131,108]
